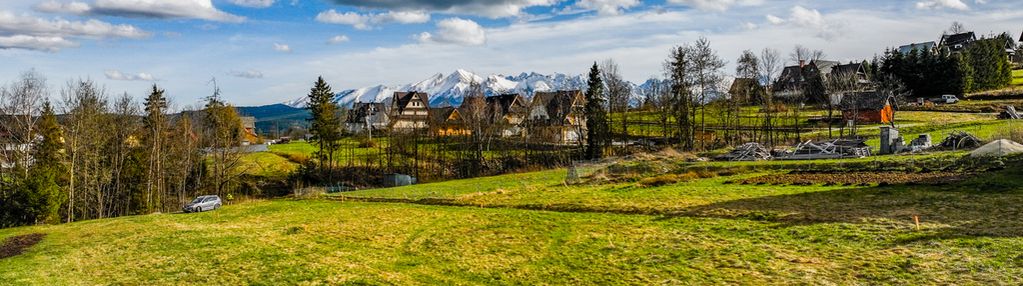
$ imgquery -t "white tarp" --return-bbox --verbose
[969,139,1023,157]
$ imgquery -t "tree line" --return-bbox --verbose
[0,71,248,228]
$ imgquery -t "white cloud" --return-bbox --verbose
[327,34,349,44]
[229,0,275,8]
[667,0,764,12]
[315,9,430,30]
[765,6,842,40]
[574,0,640,16]
[324,0,559,19]
[229,70,264,79]
[418,18,486,46]
[915,0,969,11]
[37,0,246,22]
[273,42,291,52]
[0,35,77,52]
[0,11,149,39]
[105,70,155,81]
[34,1,92,14]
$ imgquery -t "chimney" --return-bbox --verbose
[799,60,806,68]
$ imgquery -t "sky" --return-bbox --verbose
[0,0,1020,107]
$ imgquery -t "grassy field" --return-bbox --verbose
[1013,69,1023,86]
[4,151,1023,284]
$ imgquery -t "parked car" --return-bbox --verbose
[929,94,960,104]
[183,195,222,213]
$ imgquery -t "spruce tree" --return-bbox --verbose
[143,85,168,212]
[584,63,608,160]
[306,77,342,177]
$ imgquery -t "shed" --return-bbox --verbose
[839,91,896,124]
[382,173,417,187]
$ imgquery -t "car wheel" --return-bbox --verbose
[214,204,221,210]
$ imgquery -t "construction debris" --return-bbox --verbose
[938,131,982,150]
[902,134,933,153]
[716,143,773,161]
[778,139,872,160]
[998,105,1021,120]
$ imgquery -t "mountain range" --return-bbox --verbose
[284,69,655,108]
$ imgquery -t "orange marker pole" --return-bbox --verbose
[913,215,920,230]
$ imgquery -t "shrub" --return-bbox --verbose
[638,174,680,187]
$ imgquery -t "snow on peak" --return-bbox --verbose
[284,69,629,108]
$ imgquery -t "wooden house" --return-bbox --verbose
[485,93,529,137]
[525,90,586,144]
[430,106,469,136]
[241,116,259,145]
[345,102,390,134]
[839,91,896,124]
[389,92,430,131]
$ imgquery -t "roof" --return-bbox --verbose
[811,60,841,76]
[898,42,937,55]
[430,106,460,124]
[391,92,430,112]
[531,90,584,125]
[839,91,893,111]
[831,62,865,76]
[346,102,388,123]
[941,32,976,49]
[485,93,528,115]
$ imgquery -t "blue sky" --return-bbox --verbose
[0,0,1020,107]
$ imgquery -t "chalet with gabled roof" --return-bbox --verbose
[430,106,468,136]
[486,93,529,136]
[525,90,586,144]
[345,102,389,134]
[389,92,430,131]
[898,42,939,55]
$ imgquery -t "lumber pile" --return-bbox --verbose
[778,139,872,160]
[716,143,773,161]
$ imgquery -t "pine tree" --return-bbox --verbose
[1,101,65,227]
[306,77,342,178]
[143,85,168,213]
[584,63,608,160]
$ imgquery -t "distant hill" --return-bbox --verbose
[235,104,309,136]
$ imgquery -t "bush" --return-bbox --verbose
[638,174,680,187]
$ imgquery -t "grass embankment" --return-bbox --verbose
[3,154,1023,284]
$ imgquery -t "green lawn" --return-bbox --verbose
[1012,69,1023,86]
[3,154,1023,284]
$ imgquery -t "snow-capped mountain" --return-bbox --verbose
[285,69,597,108]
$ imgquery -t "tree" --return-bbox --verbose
[789,45,825,65]
[201,83,245,196]
[306,77,342,179]
[666,45,695,150]
[0,100,64,227]
[142,85,168,213]
[690,37,726,149]
[947,21,966,35]
[584,63,608,160]
[601,59,630,153]
[758,48,782,146]
[60,79,111,221]
[0,70,46,180]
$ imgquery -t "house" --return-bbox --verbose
[485,93,529,137]
[345,102,390,134]
[389,92,430,131]
[772,60,838,102]
[897,42,939,55]
[430,106,469,136]
[241,116,259,145]
[727,78,767,104]
[525,90,586,144]
[839,91,896,124]
[939,32,976,52]
[772,63,808,100]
